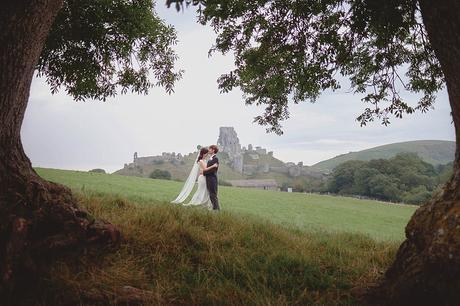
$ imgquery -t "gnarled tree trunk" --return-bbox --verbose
[369,0,460,304]
[0,1,120,302]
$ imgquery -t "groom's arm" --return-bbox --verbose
[203,159,218,175]
[203,163,218,172]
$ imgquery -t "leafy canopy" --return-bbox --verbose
[38,0,183,101]
[168,0,444,134]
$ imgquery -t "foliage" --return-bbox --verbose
[38,0,182,101]
[149,169,172,180]
[326,153,450,204]
[435,162,454,185]
[37,167,417,241]
[167,0,444,134]
[328,160,366,194]
[402,185,431,204]
[88,168,106,174]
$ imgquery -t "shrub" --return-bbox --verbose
[89,168,106,174]
[149,169,171,180]
[402,186,432,205]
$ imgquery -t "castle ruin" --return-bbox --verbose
[124,151,184,170]
[216,127,312,178]
[122,127,322,179]
[217,127,244,173]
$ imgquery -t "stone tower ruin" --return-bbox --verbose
[217,127,243,173]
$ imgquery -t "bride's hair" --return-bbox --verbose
[197,147,209,162]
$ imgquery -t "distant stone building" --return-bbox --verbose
[262,164,270,173]
[255,147,267,155]
[228,179,279,190]
[243,164,258,175]
[288,166,301,177]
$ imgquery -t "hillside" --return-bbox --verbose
[23,168,415,305]
[32,194,399,305]
[310,140,455,172]
[37,168,416,241]
[25,168,412,305]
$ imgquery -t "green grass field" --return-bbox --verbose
[37,168,417,241]
[26,167,415,305]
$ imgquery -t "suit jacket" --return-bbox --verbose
[204,156,219,177]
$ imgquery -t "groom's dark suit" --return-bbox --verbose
[204,155,219,210]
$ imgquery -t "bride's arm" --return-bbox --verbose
[203,163,219,171]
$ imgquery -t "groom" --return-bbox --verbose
[204,145,220,210]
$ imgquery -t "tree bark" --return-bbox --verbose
[0,1,120,302]
[368,0,460,304]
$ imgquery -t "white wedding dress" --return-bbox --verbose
[186,171,211,207]
[171,158,212,209]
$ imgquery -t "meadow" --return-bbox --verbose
[37,168,417,241]
[27,168,419,305]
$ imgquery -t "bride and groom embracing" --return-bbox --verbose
[171,145,220,211]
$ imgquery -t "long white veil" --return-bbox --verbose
[171,152,200,204]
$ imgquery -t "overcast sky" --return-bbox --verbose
[21,4,455,173]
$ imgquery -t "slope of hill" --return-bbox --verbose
[29,190,399,306]
[27,168,412,305]
[37,168,416,241]
[310,140,455,172]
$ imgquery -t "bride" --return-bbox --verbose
[171,147,218,208]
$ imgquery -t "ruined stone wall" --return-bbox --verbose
[243,164,258,175]
[131,151,184,167]
[269,166,289,174]
[288,166,301,177]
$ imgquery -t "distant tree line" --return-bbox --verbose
[326,153,452,205]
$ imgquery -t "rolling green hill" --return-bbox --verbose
[37,167,416,241]
[29,167,414,305]
[310,140,455,172]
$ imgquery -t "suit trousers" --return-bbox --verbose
[206,175,219,210]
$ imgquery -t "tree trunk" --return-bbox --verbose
[0,1,120,302]
[368,0,460,304]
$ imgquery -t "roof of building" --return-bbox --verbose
[228,179,278,188]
